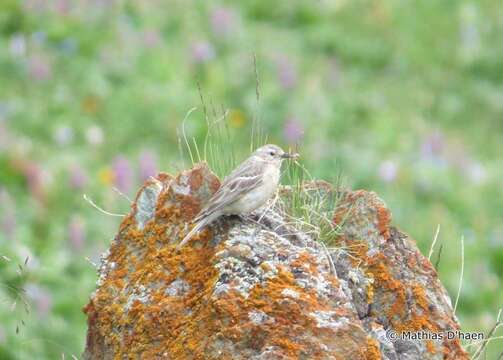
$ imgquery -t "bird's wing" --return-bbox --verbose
[193,158,264,222]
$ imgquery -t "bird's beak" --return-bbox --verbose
[281,152,300,159]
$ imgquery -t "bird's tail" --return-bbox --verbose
[177,213,217,250]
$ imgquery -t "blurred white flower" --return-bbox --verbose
[378,160,398,183]
[466,161,487,185]
[9,34,27,57]
[459,3,481,62]
[53,125,74,146]
[85,125,104,146]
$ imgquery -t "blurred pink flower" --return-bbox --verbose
[282,118,304,143]
[69,166,88,190]
[211,7,237,36]
[378,160,398,183]
[28,54,52,81]
[54,0,71,15]
[9,34,26,57]
[112,155,133,193]
[85,125,104,146]
[25,284,52,318]
[276,56,297,90]
[68,215,86,251]
[24,162,45,202]
[139,150,158,181]
[142,29,161,48]
[190,41,215,64]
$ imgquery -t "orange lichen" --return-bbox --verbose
[364,337,381,360]
[85,175,468,359]
[426,339,436,353]
[376,206,391,240]
[412,283,429,312]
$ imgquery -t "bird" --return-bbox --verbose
[177,144,299,249]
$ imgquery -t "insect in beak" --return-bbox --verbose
[281,152,300,159]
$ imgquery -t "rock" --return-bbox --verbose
[83,164,468,360]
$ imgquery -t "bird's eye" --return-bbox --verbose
[269,151,275,156]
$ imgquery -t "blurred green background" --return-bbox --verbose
[1,0,502,358]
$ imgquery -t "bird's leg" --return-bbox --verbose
[256,192,279,224]
[239,214,271,232]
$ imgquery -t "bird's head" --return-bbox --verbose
[254,144,300,163]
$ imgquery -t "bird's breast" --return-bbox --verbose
[226,164,280,214]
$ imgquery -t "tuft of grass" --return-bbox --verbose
[277,158,345,246]
[465,308,503,359]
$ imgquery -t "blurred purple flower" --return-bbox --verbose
[68,215,86,251]
[25,283,52,318]
[276,56,297,90]
[69,166,88,190]
[211,7,236,37]
[0,190,16,239]
[53,125,74,146]
[142,29,161,48]
[378,160,398,183]
[85,125,104,146]
[190,41,215,64]
[282,118,304,143]
[139,150,158,181]
[112,155,133,193]
[420,130,445,159]
[9,34,26,57]
[28,54,52,81]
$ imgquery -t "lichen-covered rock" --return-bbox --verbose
[83,164,468,360]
